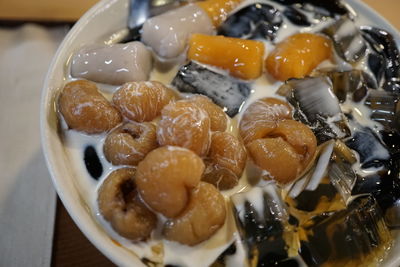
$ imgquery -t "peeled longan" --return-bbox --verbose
[59,80,122,134]
[113,81,176,122]
[163,182,226,246]
[271,120,317,168]
[136,146,205,218]
[239,97,293,144]
[203,132,247,190]
[157,100,211,157]
[209,132,247,176]
[104,122,158,166]
[187,95,227,132]
[265,33,332,81]
[98,168,157,240]
[203,162,238,191]
[247,137,302,184]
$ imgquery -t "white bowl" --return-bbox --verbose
[40,0,400,266]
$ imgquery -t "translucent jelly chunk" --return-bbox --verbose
[345,127,390,169]
[282,6,311,27]
[361,26,400,93]
[287,140,358,219]
[287,77,341,120]
[188,34,265,80]
[287,176,347,216]
[323,17,367,63]
[300,196,392,267]
[366,52,385,88]
[218,3,282,41]
[318,69,373,101]
[278,77,350,144]
[208,236,248,266]
[351,131,400,225]
[329,141,358,203]
[172,61,251,117]
[231,184,298,266]
[352,159,400,213]
[385,199,400,228]
[286,141,346,216]
[269,0,349,18]
[364,90,400,131]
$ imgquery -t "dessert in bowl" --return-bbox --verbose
[41,0,400,266]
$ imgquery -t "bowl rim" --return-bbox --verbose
[40,0,400,266]
[40,0,144,265]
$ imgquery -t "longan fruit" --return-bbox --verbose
[136,146,205,218]
[163,182,226,246]
[104,122,158,166]
[239,97,292,144]
[247,137,302,184]
[113,81,176,122]
[98,168,157,240]
[59,80,122,134]
[157,100,211,156]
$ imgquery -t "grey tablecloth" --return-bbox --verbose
[0,24,67,266]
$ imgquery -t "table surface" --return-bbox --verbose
[0,0,397,266]
[0,0,99,22]
[0,0,398,29]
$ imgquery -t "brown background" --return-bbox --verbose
[52,199,114,266]
[363,0,399,30]
[0,0,398,30]
[0,0,397,266]
[0,0,99,22]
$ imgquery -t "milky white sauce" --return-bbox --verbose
[58,0,395,265]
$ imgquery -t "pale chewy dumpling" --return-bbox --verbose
[141,4,214,58]
[71,42,152,85]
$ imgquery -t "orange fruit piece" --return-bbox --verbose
[265,33,332,81]
[197,0,243,26]
[188,34,265,80]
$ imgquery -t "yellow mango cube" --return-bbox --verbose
[188,34,265,80]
